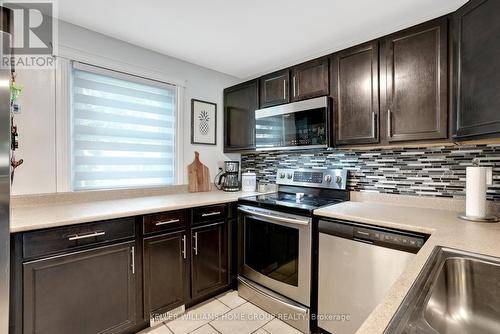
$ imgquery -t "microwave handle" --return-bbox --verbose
[327,98,334,147]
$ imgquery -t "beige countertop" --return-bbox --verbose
[11,189,261,233]
[314,201,500,334]
[12,187,500,333]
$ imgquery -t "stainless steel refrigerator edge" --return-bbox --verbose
[0,6,12,334]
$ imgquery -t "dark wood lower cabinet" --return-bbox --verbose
[227,204,238,286]
[191,221,228,299]
[13,206,231,334]
[143,231,188,317]
[23,242,137,334]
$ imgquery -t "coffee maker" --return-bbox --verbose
[215,161,240,192]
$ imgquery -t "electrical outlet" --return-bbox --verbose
[12,103,20,114]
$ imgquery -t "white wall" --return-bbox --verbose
[12,20,240,195]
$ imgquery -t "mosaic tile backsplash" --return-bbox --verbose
[241,144,500,201]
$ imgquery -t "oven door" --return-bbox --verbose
[238,205,311,306]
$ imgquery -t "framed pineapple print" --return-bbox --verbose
[191,99,217,145]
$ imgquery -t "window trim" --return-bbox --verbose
[72,62,177,93]
[56,57,184,192]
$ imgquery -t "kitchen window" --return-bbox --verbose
[71,62,177,191]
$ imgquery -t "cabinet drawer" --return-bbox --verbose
[192,205,226,225]
[143,210,186,235]
[23,217,136,259]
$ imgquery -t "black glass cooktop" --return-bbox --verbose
[239,191,344,213]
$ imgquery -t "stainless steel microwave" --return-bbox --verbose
[255,96,332,150]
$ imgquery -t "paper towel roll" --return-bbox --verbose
[466,166,493,218]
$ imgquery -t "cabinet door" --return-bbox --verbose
[223,80,258,152]
[384,18,448,142]
[453,0,500,138]
[331,41,379,145]
[291,57,329,101]
[23,242,136,334]
[191,222,228,299]
[143,231,188,317]
[260,69,290,108]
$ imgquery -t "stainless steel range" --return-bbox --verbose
[237,168,349,333]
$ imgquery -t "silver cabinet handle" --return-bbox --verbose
[181,235,186,259]
[155,219,180,226]
[68,231,105,241]
[193,232,198,256]
[283,79,287,99]
[372,111,377,139]
[131,246,135,274]
[387,109,392,137]
[293,76,296,97]
[201,211,220,217]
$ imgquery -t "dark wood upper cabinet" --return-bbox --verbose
[291,57,329,101]
[383,18,448,142]
[23,242,137,334]
[452,0,500,139]
[143,231,188,317]
[191,221,228,300]
[331,41,380,145]
[223,80,258,152]
[260,69,290,108]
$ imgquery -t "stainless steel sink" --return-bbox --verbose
[385,247,500,334]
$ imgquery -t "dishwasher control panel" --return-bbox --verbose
[354,227,424,248]
[319,219,427,253]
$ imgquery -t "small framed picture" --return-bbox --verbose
[191,99,217,145]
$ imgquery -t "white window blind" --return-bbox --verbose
[71,63,177,191]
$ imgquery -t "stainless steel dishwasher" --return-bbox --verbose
[317,219,426,334]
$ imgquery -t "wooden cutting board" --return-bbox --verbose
[188,151,210,192]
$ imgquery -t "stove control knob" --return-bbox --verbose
[324,175,332,183]
[335,176,342,185]
[279,172,285,179]
[287,173,293,180]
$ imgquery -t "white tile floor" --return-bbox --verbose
[138,290,302,334]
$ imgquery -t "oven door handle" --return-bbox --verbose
[238,207,310,226]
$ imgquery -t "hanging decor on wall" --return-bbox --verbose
[191,99,217,145]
